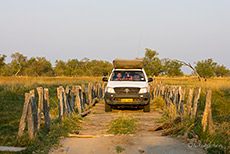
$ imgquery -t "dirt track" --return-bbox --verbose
[50,102,205,154]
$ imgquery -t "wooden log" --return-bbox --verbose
[36,87,43,131]
[18,93,30,138]
[178,86,186,116]
[79,87,84,111]
[102,82,105,98]
[27,93,34,140]
[44,88,51,130]
[186,88,194,117]
[68,134,100,138]
[88,82,93,106]
[30,90,38,134]
[192,87,201,119]
[80,110,91,117]
[92,98,99,106]
[150,84,153,100]
[81,84,86,109]
[75,86,82,114]
[72,85,77,110]
[201,89,213,133]
[57,87,63,122]
[65,86,71,114]
[152,76,156,99]
[98,83,102,99]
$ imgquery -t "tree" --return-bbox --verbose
[143,48,163,76]
[10,52,27,76]
[164,60,183,76]
[195,58,216,79]
[214,65,229,77]
[0,54,7,75]
[54,60,67,76]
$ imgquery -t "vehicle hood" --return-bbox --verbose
[107,81,149,88]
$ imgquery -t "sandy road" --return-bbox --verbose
[50,102,205,154]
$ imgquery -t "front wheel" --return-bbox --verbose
[143,104,150,112]
[105,103,112,112]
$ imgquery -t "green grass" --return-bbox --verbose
[155,79,230,153]
[107,116,137,135]
[115,146,125,153]
[0,77,103,153]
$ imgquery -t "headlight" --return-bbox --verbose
[139,87,148,93]
[105,87,115,93]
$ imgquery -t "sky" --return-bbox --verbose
[0,0,229,74]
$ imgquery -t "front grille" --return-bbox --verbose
[114,87,140,94]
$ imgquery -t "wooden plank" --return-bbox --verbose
[192,87,201,119]
[0,146,26,152]
[36,87,43,131]
[17,93,30,138]
[27,93,34,140]
[30,90,38,134]
[44,88,51,130]
[201,89,213,133]
[186,88,194,118]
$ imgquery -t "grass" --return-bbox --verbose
[115,146,125,153]
[0,76,229,153]
[107,116,137,135]
[153,76,230,153]
[0,76,104,153]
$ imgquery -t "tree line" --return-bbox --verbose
[0,49,229,79]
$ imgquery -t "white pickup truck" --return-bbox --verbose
[103,59,153,112]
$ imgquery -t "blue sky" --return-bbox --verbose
[0,0,229,73]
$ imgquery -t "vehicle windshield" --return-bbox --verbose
[110,71,146,81]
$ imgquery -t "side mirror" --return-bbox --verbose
[148,77,153,82]
[102,77,108,82]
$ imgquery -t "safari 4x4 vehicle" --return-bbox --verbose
[103,59,153,112]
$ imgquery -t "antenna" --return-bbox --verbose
[137,32,143,58]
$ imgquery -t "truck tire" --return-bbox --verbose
[105,103,112,112]
[143,104,150,112]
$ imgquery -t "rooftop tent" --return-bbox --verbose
[113,58,144,69]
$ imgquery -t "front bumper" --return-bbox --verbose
[104,92,150,106]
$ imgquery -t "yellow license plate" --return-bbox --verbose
[121,99,133,102]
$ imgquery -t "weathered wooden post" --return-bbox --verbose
[44,88,51,130]
[186,88,194,118]
[18,93,30,138]
[81,84,86,109]
[65,86,71,114]
[27,92,34,140]
[30,90,38,134]
[98,83,102,99]
[150,84,153,100]
[74,86,82,114]
[57,86,64,122]
[201,89,213,133]
[102,82,105,98]
[192,87,201,119]
[36,87,43,131]
[152,76,156,99]
[178,86,185,116]
[88,82,93,106]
